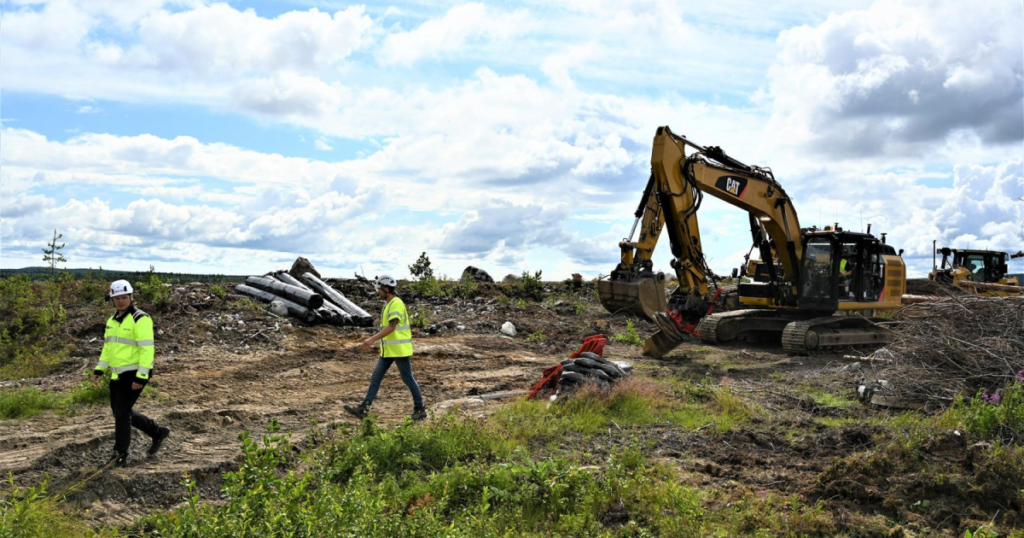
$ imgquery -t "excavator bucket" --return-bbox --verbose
[642,329,682,358]
[598,276,667,321]
[641,311,688,357]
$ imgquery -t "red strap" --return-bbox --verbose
[569,334,607,358]
[527,363,563,400]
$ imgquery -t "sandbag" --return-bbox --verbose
[574,357,623,378]
[559,371,585,384]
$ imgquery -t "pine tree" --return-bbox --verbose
[408,252,434,281]
[41,229,67,278]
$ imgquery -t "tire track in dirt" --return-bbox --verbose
[0,327,556,526]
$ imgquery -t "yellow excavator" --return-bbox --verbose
[600,126,907,356]
[928,246,1023,296]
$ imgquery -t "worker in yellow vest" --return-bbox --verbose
[92,280,170,468]
[345,275,426,421]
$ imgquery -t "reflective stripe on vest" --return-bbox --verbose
[380,297,413,357]
[96,308,155,380]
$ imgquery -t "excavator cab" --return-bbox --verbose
[951,250,1009,284]
[798,231,892,312]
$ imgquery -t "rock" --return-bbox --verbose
[289,257,320,282]
[502,274,520,284]
[462,266,494,283]
[269,300,289,317]
[500,322,517,336]
[222,416,234,426]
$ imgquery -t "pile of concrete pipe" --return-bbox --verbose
[235,272,374,326]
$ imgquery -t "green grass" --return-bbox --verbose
[1,382,114,420]
[8,366,1024,537]
[806,388,859,408]
[0,387,61,419]
[0,480,118,538]
[609,319,643,346]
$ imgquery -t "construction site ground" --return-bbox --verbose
[1,281,1018,536]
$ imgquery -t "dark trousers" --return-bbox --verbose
[109,376,159,455]
[362,356,423,408]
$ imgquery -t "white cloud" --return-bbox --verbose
[379,3,529,66]
[314,139,333,151]
[763,0,1023,158]
[131,4,374,77]
[231,73,348,117]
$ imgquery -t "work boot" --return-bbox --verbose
[411,406,427,421]
[148,426,171,456]
[107,452,128,468]
[344,403,369,419]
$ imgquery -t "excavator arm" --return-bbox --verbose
[652,126,804,305]
[639,126,805,357]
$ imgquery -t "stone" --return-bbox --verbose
[289,257,320,282]
[269,300,289,316]
[462,266,494,283]
[500,322,517,336]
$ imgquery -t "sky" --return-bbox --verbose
[1,0,1022,281]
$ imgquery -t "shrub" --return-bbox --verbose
[516,270,544,301]
[572,298,587,316]
[444,275,478,300]
[408,252,434,282]
[610,320,643,346]
[953,375,1024,443]
[0,276,69,379]
[210,285,227,300]
[410,277,443,297]
[0,480,114,538]
[0,387,60,419]
[526,330,546,343]
[135,273,171,309]
[410,307,430,329]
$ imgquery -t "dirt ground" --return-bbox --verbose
[0,281,1014,535]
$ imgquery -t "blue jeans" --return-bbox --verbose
[362,356,423,408]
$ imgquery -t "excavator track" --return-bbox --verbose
[781,316,891,355]
[696,309,774,344]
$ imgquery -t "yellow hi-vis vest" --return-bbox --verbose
[380,297,413,358]
[95,307,155,380]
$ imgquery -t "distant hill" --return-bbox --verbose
[0,267,246,284]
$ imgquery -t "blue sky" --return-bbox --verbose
[1,0,1022,280]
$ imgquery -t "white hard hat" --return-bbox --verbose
[374,275,397,289]
[109,279,134,298]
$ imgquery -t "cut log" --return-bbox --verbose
[245,276,324,309]
[901,294,942,305]
[957,280,1023,294]
[235,284,317,322]
[301,273,374,326]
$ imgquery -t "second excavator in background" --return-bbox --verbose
[924,245,1023,296]
[600,126,908,357]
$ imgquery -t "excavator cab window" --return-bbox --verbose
[801,234,884,310]
[799,237,838,310]
[992,253,1008,281]
[958,253,988,281]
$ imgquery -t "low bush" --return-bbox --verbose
[0,276,69,379]
[0,387,60,420]
[0,480,116,538]
[134,273,171,309]
[610,320,643,346]
[952,372,1024,443]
